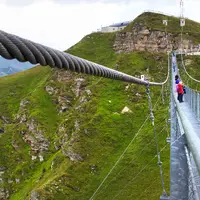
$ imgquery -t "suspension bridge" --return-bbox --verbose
[1,3,200,200]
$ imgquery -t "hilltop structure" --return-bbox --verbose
[101,21,131,32]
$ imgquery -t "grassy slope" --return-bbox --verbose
[125,12,200,44]
[177,54,200,90]
[0,34,170,199]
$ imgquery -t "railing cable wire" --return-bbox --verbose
[146,84,167,196]
[180,19,200,83]
[89,90,163,200]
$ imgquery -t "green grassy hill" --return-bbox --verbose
[0,13,172,200]
[125,12,200,44]
[177,54,200,90]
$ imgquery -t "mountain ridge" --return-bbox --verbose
[0,56,34,77]
[114,12,200,54]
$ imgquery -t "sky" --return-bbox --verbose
[0,0,200,51]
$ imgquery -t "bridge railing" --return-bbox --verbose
[171,88,200,200]
[177,105,200,200]
[184,87,200,121]
[174,88,200,172]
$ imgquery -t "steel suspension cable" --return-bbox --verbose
[0,29,168,86]
[177,60,200,93]
[111,133,185,199]
[94,126,167,198]
[89,115,149,200]
[146,84,167,196]
[111,144,169,200]
[135,178,158,200]
[89,90,164,200]
[179,13,200,83]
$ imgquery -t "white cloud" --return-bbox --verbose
[0,0,200,51]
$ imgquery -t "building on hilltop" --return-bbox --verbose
[101,21,131,32]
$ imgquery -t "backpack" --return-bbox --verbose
[183,86,186,94]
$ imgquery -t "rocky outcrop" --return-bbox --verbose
[57,95,72,113]
[45,86,58,95]
[0,188,9,200]
[113,22,199,53]
[0,116,10,124]
[63,148,84,162]
[61,121,84,162]
[23,119,50,154]
[30,191,39,200]
[0,168,5,184]
[56,70,74,83]
[17,99,50,155]
[73,78,85,97]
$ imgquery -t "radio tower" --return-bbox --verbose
[180,0,184,18]
[180,0,185,54]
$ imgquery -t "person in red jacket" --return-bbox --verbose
[177,81,184,103]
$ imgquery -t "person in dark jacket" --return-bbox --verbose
[175,75,180,101]
[175,75,180,84]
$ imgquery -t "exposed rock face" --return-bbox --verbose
[63,148,84,162]
[73,78,85,97]
[58,95,72,113]
[24,119,50,154]
[0,116,10,124]
[113,23,199,53]
[0,188,9,200]
[45,86,58,95]
[0,169,5,184]
[30,191,39,200]
[56,70,73,83]
[61,122,84,162]
[1,68,93,198]
[20,99,29,108]
[16,99,50,155]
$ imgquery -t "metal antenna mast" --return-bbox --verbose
[180,0,184,18]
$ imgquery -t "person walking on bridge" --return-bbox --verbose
[175,75,180,101]
[177,81,184,103]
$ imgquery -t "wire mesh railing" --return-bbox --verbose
[185,146,200,200]
[174,104,200,200]
[184,87,200,121]
[171,53,200,200]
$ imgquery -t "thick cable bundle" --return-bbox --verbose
[0,30,167,86]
